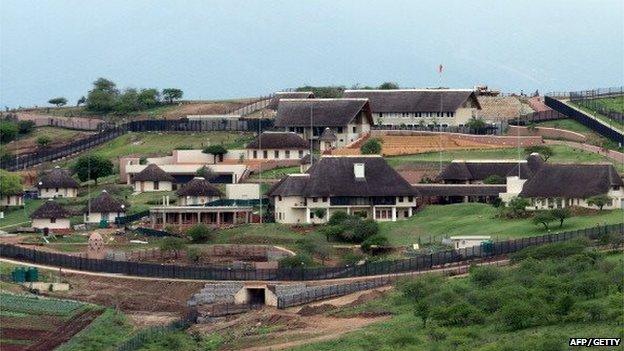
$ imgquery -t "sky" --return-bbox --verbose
[1,0,623,108]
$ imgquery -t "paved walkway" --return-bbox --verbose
[545,139,624,164]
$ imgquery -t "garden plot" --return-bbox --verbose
[0,293,102,351]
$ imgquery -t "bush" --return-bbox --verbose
[483,174,505,184]
[360,138,382,154]
[337,218,379,243]
[159,237,187,257]
[470,265,502,287]
[361,234,390,253]
[36,135,51,147]
[279,253,315,268]
[328,211,349,225]
[0,121,18,143]
[431,302,485,327]
[186,247,201,263]
[511,239,588,262]
[296,236,330,261]
[497,300,538,330]
[17,120,35,135]
[186,224,213,243]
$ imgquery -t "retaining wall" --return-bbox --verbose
[507,125,587,143]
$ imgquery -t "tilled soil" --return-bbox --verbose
[28,309,102,351]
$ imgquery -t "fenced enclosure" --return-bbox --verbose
[1,224,621,281]
[568,87,624,125]
[0,118,274,171]
[544,96,623,142]
[115,309,197,351]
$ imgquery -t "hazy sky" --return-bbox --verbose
[1,0,623,108]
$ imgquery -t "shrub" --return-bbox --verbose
[511,239,588,262]
[524,145,553,160]
[0,121,18,143]
[499,197,530,219]
[360,138,382,154]
[159,237,186,258]
[328,211,349,225]
[312,208,326,220]
[497,300,538,330]
[36,135,51,147]
[361,234,390,253]
[337,218,378,243]
[279,253,314,268]
[186,224,213,243]
[586,194,612,211]
[470,265,502,287]
[431,302,485,327]
[296,236,330,261]
[186,247,201,263]
[17,120,35,135]
[339,251,364,265]
[483,174,505,184]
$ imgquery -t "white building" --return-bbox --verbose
[245,132,310,160]
[30,200,71,230]
[273,99,374,148]
[83,190,126,224]
[343,89,481,127]
[37,167,79,198]
[132,164,175,192]
[268,156,418,224]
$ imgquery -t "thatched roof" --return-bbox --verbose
[438,154,545,182]
[319,128,337,141]
[31,200,71,219]
[86,191,125,213]
[519,164,623,198]
[266,91,315,110]
[268,156,415,197]
[176,177,222,197]
[133,164,175,182]
[246,132,308,149]
[413,184,506,197]
[343,89,481,113]
[274,99,373,127]
[300,154,318,165]
[37,167,79,189]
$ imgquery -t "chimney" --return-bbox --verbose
[354,163,365,179]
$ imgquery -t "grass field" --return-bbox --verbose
[379,203,624,245]
[88,131,254,160]
[56,309,134,351]
[385,145,623,171]
[249,166,301,179]
[570,97,624,130]
[292,245,624,351]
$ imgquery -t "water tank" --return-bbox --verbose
[25,267,39,282]
[12,267,26,283]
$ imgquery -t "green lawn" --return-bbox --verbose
[570,98,624,130]
[535,119,594,134]
[385,145,623,172]
[88,131,254,161]
[379,203,624,246]
[0,200,43,230]
[56,309,134,351]
[249,166,301,179]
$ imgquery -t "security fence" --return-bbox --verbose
[544,96,623,142]
[277,278,392,308]
[568,88,624,125]
[0,223,620,281]
[372,124,501,135]
[0,118,274,171]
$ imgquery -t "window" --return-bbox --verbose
[352,127,356,133]
[263,150,268,159]
[299,150,304,158]
[277,196,282,201]
[408,196,413,202]
[50,218,56,223]
[336,127,343,133]
[285,150,290,158]
[322,197,327,202]
[312,197,318,203]
[55,188,59,192]
[309,212,314,219]
[404,210,409,217]
[253,150,257,159]
[154,181,159,190]
[398,197,404,203]
[379,113,383,118]
[274,150,279,158]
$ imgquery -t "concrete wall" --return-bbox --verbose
[274,196,307,224]
[32,218,70,229]
[0,195,23,207]
[39,188,78,198]
[226,183,260,200]
[133,181,173,192]
[507,125,587,143]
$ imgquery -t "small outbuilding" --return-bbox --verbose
[176,177,223,206]
[83,190,126,224]
[37,166,80,198]
[449,236,491,250]
[30,200,72,230]
[132,164,175,192]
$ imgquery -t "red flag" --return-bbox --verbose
[438,64,443,73]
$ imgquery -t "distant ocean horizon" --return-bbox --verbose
[1,0,622,108]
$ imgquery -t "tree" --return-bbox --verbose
[0,121,18,143]
[138,88,161,109]
[77,96,86,106]
[296,86,344,98]
[36,135,51,148]
[339,218,379,243]
[162,88,183,104]
[86,78,119,113]
[551,207,571,227]
[202,145,228,164]
[378,82,399,90]
[483,174,505,184]
[0,170,23,196]
[186,224,214,243]
[114,88,140,114]
[360,138,382,154]
[328,211,349,225]
[17,120,35,135]
[361,234,389,253]
[48,97,67,107]
[532,211,556,230]
[296,236,330,262]
[195,166,216,180]
[279,253,315,268]
[586,194,611,211]
[524,145,554,161]
[502,197,530,219]
[466,117,487,133]
[72,155,114,184]
[159,237,187,258]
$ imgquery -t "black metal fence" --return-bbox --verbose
[509,110,568,125]
[0,118,274,171]
[1,224,620,281]
[568,88,624,125]
[544,96,623,143]
[277,278,392,308]
[133,227,173,237]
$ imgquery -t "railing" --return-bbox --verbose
[0,118,274,171]
[0,224,620,281]
[277,278,391,308]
